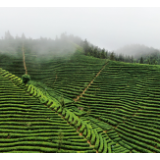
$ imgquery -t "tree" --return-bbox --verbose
[140,57,143,64]
[144,59,148,64]
[87,52,90,56]
[60,32,67,40]
[110,52,115,61]
[101,48,106,59]
[93,47,98,58]
[88,46,94,57]
[83,39,90,54]
[130,56,133,63]
[97,52,101,58]
[22,74,31,84]
[152,58,158,65]
[147,58,151,65]
[105,50,108,59]
[118,54,124,62]
[155,60,158,65]
[5,30,14,40]
[21,33,26,40]
[133,59,137,63]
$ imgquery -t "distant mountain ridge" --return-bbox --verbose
[115,44,160,59]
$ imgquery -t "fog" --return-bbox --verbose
[115,44,160,59]
[0,7,160,54]
[0,31,83,60]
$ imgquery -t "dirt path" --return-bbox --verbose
[22,44,27,74]
[74,62,108,102]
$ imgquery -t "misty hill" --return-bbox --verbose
[1,31,136,65]
[0,31,112,64]
[0,31,85,57]
[115,44,160,63]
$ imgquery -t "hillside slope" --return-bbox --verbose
[0,68,113,153]
[1,53,160,152]
[73,60,160,153]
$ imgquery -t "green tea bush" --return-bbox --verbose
[59,95,65,108]
[62,109,66,116]
[103,139,107,153]
[68,113,73,123]
[83,129,87,137]
[90,130,96,145]
[75,119,82,128]
[57,130,63,150]
[98,134,103,152]
[70,115,77,125]
[57,106,63,114]
[94,129,100,150]
[86,128,91,141]
[64,111,70,120]
[79,122,86,133]
[47,99,53,106]
[39,96,48,104]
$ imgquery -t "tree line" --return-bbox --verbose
[1,31,160,65]
[81,39,160,65]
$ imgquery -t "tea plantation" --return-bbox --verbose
[1,53,160,153]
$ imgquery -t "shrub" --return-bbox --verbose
[22,74,31,84]
[59,95,65,108]
[90,130,96,145]
[57,130,63,150]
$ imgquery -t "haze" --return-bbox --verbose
[0,7,160,51]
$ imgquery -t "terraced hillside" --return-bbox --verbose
[74,60,160,153]
[0,53,106,100]
[1,53,160,153]
[0,68,110,153]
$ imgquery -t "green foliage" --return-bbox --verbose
[110,52,115,61]
[75,119,82,128]
[140,57,143,64]
[84,82,89,87]
[98,134,103,152]
[64,111,70,120]
[62,108,67,116]
[90,130,96,145]
[3,49,160,153]
[59,95,65,108]
[22,74,31,84]
[94,130,100,150]
[57,106,63,113]
[79,122,86,133]
[39,95,48,104]
[57,130,64,150]
[103,139,107,153]
[86,128,91,140]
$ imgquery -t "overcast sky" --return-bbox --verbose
[1,7,160,51]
